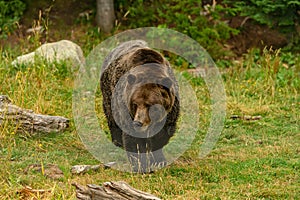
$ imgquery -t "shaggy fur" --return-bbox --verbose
[100,40,180,172]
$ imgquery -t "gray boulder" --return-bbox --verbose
[12,40,85,69]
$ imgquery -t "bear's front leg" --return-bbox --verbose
[109,123,123,147]
[123,134,153,173]
[126,151,152,173]
[149,149,167,169]
[123,133,167,173]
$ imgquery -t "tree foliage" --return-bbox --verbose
[224,0,300,31]
[224,0,300,51]
[116,0,238,59]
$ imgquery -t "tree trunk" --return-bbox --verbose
[72,181,161,200]
[0,95,69,134]
[96,0,115,33]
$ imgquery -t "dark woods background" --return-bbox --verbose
[1,0,299,62]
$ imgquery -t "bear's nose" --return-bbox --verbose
[133,121,143,127]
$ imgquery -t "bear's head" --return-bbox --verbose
[125,63,175,132]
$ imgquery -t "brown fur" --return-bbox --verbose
[100,40,180,172]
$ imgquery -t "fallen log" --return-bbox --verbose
[72,181,161,200]
[0,95,69,133]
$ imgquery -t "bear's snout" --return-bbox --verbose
[133,107,150,128]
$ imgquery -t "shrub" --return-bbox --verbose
[115,0,238,60]
[0,0,26,38]
[224,0,300,29]
[224,0,300,51]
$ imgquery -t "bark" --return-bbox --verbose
[73,181,161,200]
[96,0,115,33]
[0,95,69,134]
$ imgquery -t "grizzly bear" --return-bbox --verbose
[100,40,180,173]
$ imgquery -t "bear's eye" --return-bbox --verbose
[161,90,169,99]
[131,103,137,110]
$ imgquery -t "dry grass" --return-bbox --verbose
[0,43,299,199]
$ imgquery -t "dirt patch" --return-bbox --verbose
[22,0,94,27]
[227,16,288,56]
[0,0,95,49]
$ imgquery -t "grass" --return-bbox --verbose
[0,38,299,200]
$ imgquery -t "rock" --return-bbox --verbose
[24,164,64,180]
[71,164,101,175]
[12,40,85,69]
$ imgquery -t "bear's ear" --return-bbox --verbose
[161,77,172,89]
[127,74,136,85]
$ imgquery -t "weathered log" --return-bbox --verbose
[0,95,69,133]
[72,181,161,200]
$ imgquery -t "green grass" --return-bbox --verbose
[0,42,299,200]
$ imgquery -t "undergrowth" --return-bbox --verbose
[0,0,25,39]
[115,0,238,60]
